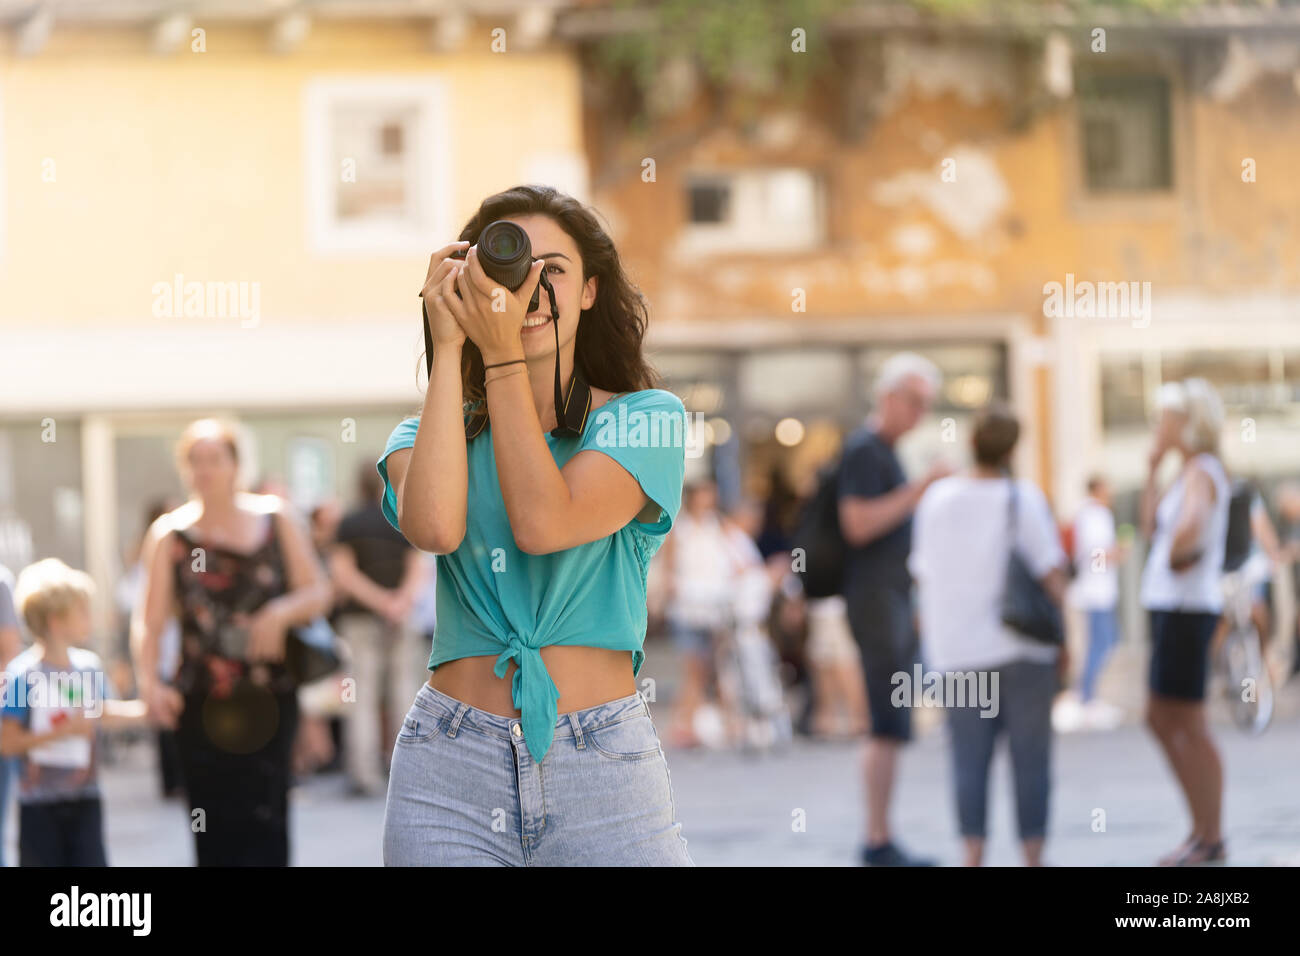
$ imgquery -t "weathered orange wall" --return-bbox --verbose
[583,57,1300,494]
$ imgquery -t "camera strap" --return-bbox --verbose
[542,271,591,439]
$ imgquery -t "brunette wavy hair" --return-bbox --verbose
[418,184,661,421]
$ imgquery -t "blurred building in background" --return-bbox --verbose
[568,2,1300,515]
[0,0,590,635]
[3,1,1300,644]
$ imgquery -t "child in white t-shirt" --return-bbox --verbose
[0,560,151,866]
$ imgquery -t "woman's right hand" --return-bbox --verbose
[143,680,184,729]
[420,240,471,348]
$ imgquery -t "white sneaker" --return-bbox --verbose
[692,704,729,750]
[1052,693,1087,733]
[1082,698,1124,731]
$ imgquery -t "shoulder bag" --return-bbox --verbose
[1000,479,1065,646]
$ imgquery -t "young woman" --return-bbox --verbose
[379,185,693,866]
[134,419,332,866]
[1140,379,1231,866]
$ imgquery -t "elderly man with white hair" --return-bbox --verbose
[838,351,951,866]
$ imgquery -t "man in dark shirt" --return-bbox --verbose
[331,465,425,797]
[839,352,949,866]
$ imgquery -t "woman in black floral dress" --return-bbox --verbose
[133,419,331,866]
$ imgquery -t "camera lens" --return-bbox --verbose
[486,230,519,258]
[479,221,529,269]
[475,221,534,304]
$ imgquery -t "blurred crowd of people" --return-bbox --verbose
[645,352,1300,866]
[5,357,1300,867]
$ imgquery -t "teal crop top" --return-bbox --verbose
[376,387,687,763]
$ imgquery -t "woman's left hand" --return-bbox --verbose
[241,604,288,663]
[450,246,546,365]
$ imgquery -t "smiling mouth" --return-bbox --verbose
[522,313,553,330]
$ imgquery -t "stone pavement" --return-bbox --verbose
[4,636,1298,867]
[5,697,1296,868]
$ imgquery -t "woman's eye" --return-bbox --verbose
[546,265,564,275]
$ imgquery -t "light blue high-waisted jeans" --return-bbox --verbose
[382,683,695,866]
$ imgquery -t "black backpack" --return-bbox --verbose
[1222,478,1255,573]
[791,456,846,598]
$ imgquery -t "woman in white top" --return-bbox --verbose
[909,403,1068,866]
[1139,379,1231,866]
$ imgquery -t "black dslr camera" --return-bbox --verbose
[422,219,587,438]
[449,219,544,314]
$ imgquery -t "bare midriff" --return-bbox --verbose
[427,645,637,718]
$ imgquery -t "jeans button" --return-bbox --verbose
[512,723,522,737]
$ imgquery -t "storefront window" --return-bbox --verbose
[0,420,85,573]
[653,340,1008,512]
[1099,346,1300,489]
[240,408,418,513]
[1099,356,1148,429]
[739,349,854,417]
[858,343,1008,413]
[1160,350,1274,412]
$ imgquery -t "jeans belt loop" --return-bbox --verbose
[567,711,584,750]
[446,702,469,739]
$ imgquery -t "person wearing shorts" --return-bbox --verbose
[1140,379,1231,866]
[1148,610,1219,701]
[838,352,950,867]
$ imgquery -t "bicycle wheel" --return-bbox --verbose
[1221,626,1273,734]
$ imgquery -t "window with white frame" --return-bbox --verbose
[304,78,451,255]
[678,168,824,254]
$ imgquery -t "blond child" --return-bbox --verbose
[0,559,149,866]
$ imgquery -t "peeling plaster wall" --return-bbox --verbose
[871,145,1011,242]
[1207,35,1300,102]
[876,38,1019,111]
[589,35,1300,325]
[583,32,1300,498]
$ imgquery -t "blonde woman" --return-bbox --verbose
[1140,379,1231,866]
[133,419,332,866]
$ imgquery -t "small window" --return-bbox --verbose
[379,121,404,157]
[679,168,824,254]
[1077,73,1172,192]
[305,79,451,255]
[688,181,730,224]
[331,103,419,223]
